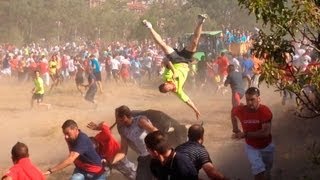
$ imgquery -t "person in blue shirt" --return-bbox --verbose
[44,119,107,180]
[241,54,254,88]
[131,57,142,86]
[89,54,103,93]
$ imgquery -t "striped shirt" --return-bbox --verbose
[175,141,212,172]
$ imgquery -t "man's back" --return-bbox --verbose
[3,158,45,180]
[150,151,198,180]
[175,141,212,172]
[225,71,245,94]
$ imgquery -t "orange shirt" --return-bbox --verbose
[251,55,264,75]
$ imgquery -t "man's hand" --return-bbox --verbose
[43,171,51,176]
[195,110,201,120]
[87,122,99,130]
[232,132,245,140]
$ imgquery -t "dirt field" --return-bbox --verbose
[0,78,319,180]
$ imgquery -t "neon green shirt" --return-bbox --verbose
[162,63,190,102]
[34,77,44,95]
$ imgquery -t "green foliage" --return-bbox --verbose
[0,0,257,45]
[237,0,320,117]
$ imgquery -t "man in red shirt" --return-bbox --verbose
[215,52,229,94]
[231,87,275,180]
[87,121,137,179]
[2,142,45,180]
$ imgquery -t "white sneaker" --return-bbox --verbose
[198,14,208,23]
[142,20,152,29]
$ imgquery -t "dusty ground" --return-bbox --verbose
[0,77,320,180]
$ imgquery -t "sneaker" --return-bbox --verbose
[142,19,152,29]
[198,14,208,23]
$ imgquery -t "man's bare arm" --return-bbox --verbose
[202,162,227,180]
[111,136,128,164]
[44,151,79,174]
[246,122,271,138]
[138,116,158,133]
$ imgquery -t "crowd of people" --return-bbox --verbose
[0,13,319,180]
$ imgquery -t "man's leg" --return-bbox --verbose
[261,143,275,180]
[185,14,208,52]
[70,168,85,180]
[142,20,174,55]
[245,144,267,180]
[113,157,137,180]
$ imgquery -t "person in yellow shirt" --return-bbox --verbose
[31,70,51,109]
[48,53,61,93]
[142,14,207,120]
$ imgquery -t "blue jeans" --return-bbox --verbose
[71,167,107,180]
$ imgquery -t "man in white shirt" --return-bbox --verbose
[111,56,121,83]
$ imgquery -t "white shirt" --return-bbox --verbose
[111,58,120,70]
[230,57,241,72]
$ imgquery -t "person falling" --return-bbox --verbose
[142,14,208,120]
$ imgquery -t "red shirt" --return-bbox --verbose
[38,61,48,74]
[2,158,45,180]
[216,56,229,76]
[232,104,272,149]
[95,124,120,162]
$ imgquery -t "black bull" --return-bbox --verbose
[116,109,188,147]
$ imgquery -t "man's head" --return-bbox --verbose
[11,142,29,164]
[188,124,204,143]
[62,119,80,142]
[33,70,40,78]
[245,87,261,110]
[115,105,133,126]
[158,83,173,93]
[227,64,235,73]
[144,130,170,158]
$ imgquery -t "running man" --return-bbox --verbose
[48,53,60,93]
[31,70,51,109]
[231,87,275,180]
[83,67,98,108]
[142,14,208,120]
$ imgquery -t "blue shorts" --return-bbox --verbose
[245,143,275,175]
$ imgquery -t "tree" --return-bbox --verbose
[236,0,320,118]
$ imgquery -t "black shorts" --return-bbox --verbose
[85,85,97,102]
[93,72,102,81]
[32,93,43,102]
[166,48,194,64]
